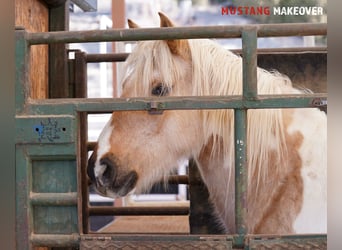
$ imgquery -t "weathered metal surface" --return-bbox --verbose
[234,109,248,239]
[27,23,327,45]
[74,50,88,98]
[242,27,258,99]
[15,29,29,114]
[80,235,233,250]
[30,192,78,206]
[31,234,80,247]
[232,27,256,240]
[16,143,78,249]
[15,20,327,249]
[15,115,76,144]
[247,234,327,249]
[26,94,327,115]
[48,1,69,98]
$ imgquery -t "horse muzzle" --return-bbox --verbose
[87,152,138,198]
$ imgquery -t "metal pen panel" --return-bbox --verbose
[27,23,326,45]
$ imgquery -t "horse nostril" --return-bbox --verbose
[102,163,114,180]
[99,154,118,184]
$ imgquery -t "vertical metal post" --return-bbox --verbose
[49,1,70,98]
[111,0,126,97]
[72,50,90,234]
[242,27,258,99]
[15,28,30,114]
[15,28,32,250]
[234,109,247,238]
[234,26,258,242]
[15,29,30,249]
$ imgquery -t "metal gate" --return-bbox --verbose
[15,23,327,249]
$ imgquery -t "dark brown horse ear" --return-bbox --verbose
[128,19,140,29]
[159,12,175,28]
[158,12,191,60]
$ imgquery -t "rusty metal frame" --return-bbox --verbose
[27,23,326,45]
[15,22,327,249]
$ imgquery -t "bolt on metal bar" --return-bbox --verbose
[27,23,327,45]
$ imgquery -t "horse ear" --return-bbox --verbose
[158,12,190,59]
[159,12,175,28]
[128,19,140,29]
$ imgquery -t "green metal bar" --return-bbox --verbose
[15,146,31,250]
[15,22,328,248]
[234,109,248,238]
[25,94,326,115]
[247,234,327,249]
[242,27,258,99]
[79,234,325,249]
[30,234,80,247]
[27,23,327,45]
[15,28,30,114]
[232,26,259,244]
[81,234,233,249]
[30,192,78,206]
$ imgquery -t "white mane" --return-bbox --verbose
[189,39,302,188]
[122,38,303,189]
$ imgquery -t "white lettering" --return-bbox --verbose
[273,7,281,15]
[293,6,298,15]
[317,7,323,15]
[273,6,324,16]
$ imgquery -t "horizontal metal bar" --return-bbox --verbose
[27,94,327,114]
[80,234,325,249]
[245,46,327,55]
[247,234,327,249]
[31,234,80,247]
[27,23,327,45]
[89,206,189,216]
[82,47,327,63]
[30,192,78,206]
[86,53,129,63]
[168,175,189,185]
[29,233,326,248]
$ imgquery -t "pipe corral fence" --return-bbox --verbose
[15,22,327,249]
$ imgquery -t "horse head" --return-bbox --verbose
[87,13,201,198]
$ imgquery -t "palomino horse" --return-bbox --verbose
[87,13,327,234]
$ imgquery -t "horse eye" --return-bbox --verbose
[151,84,169,96]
